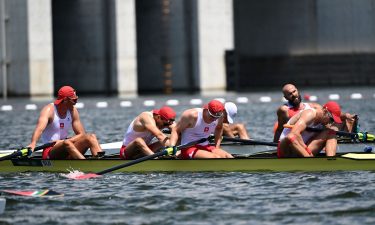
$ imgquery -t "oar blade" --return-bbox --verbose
[1,189,64,197]
[68,173,101,180]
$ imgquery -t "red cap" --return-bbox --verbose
[54,86,77,105]
[153,106,176,120]
[204,100,225,115]
[323,101,342,123]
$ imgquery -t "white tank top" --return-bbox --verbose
[122,112,155,146]
[280,107,324,143]
[181,108,218,146]
[41,104,72,143]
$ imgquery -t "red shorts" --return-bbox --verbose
[180,145,215,159]
[277,141,283,158]
[42,143,56,160]
[119,145,129,159]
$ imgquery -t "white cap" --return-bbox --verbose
[224,102,237,124]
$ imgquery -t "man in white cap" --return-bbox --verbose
[222,102,250,139]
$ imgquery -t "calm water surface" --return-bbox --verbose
[1,87,375,224]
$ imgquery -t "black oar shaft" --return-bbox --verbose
[95,137,208,175]
[221,136,278,147]
[304,127,357,138]
[96,150,166,175]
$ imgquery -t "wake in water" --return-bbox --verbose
[60,169,101,180]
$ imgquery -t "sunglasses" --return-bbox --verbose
[326,110,334,123]
[208,108,223,118]
[161,117,175,126]
[68,96,78,103]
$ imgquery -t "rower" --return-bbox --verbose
[273,83,358,142]
[169,99,233,159]
[119,106,176,160]
[223,102,250,139]
[278,101,342,157]
[27,86,104,159]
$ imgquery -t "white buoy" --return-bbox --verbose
[25,104,37,110]
[190,99,202,105]
[75,102,85,109]
[166,99,179,106]
[96,102,108,108]
[120,101,132,107]
[309,95,318,101]
[1,105,12,111]
[0,198,5,214]
[236,97,248,104]
[259,96,271,103]
[350,93,362,100]
[329,94,340,100]
[143,100,156,107]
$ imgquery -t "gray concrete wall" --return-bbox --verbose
[235,0,375,56]
[52,0,117,95]
[233,0,375,89]
[136,0,200,94]
[0,0,30,96]
[116,0,138,97]
[0,0,53,97]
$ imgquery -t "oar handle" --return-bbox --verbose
[0,142,55,161]
[221,136,278,147]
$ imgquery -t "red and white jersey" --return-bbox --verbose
[41,104,72,143]
[280,107,324,143]
[122,112,155,146]
[181,108,218,146]
[286,102,312,118]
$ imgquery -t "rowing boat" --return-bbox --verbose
[0,151,374,173]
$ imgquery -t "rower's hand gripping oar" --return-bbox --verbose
[0,142,55,161]
[71,137,209,180]
[220,136,278,147]
[283,124,375,142]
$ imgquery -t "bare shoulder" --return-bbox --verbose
[177,108,199,129]
[181,108,198,120]
[277,104,288,115]
[41,103,54,115]
[301,108,317,119]
[308,102,322,109]
[138,111,155,125]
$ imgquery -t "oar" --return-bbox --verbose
[70,137,209,180]
[283,124,375,142]
[220,136,278,147]
[0,142,55,161]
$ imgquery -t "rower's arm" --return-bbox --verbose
[169,111,193,146]
[288,110,315,157]
[28,105,52,150]
[143,116,170,146]
[71,107,86,135]
[274,106,289,142]
[214,117,224,148]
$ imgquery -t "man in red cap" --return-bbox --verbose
[169,99,233,159]
[274,83,358,142]
[27,86,104,159]
[277,101,343,158]
[120,106,177,159]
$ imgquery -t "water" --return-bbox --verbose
[1,87,375,224]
